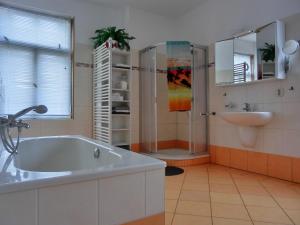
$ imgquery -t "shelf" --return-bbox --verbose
[112,128,129,131]
[112,88,129,92]
[112,100,129,102]
[111,49,130,56]
[112,66,131,72]
[112,114,130,116]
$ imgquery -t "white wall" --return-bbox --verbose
[177,0,300,45]
[125,6,177,49]
[208,13,300,158]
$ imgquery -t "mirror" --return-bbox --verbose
[215,21,286,86]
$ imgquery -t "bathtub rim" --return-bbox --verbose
[0,135,166,194]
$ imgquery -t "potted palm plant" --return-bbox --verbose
[259,43,275,62]
[91,26,135,51]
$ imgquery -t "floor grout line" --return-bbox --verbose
[207,165,215,225]
[171,167,187,225]
[229,171,255,225]
[166,164,300,225]
[259,180,296,225]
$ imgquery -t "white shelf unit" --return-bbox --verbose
[93,43,131,150]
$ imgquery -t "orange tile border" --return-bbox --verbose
[164,156,210,167]
[230,148,247,171]
[209,145,216,163]
[268,154,293,181]
[210,145,299,183]
[247,151,268,175]
[132,140,190,152]
[132,143,299,183]
[122,212,164,225]
[157,140,177,150]
[292,158,300,183]
[176,140,189,150]
[131,143,141,152]
[215,146,230,167]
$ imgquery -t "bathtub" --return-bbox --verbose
[0,135,165,225]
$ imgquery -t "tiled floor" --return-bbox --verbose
[165,164,300,225]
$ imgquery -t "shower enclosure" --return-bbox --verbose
[140,42,208,159]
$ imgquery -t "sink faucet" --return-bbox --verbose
[242,103,251,112]
[0,105,48,154]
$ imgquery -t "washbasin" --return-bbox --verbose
[219,111,273,147]
[219,112,273,127]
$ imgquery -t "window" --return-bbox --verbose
[0,5,73,118]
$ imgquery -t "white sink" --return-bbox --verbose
[219,111,273,147]
[219,112,273,127]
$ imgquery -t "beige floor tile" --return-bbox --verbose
[213,217,252,225]
[179,190,210,202]
[241,195,277,207]
[186,171,208,178]
[247,206,293,224]
[261,178,294,188]
[285,209,300,225]
[184,179,208,186]
[182,182,209,191]
[238,185,270,196]
[209,177,234,184]
[234,178,261,186]
[210,183,238,194]
[211,203,250,220]
[209,172,231,179]
[275,197,300,210]
[166,174,185,183]
[253,222,290,225]
[172,214,212,225]
[165,212,174,225]
[210,192,243,205]
[165,199,177,213]
[165,189,181,200]
[176,201,211,216]
[165,181,182,190]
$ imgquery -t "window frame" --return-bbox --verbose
[0,3,75,120]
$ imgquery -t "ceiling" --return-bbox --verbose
[83,0,208,18]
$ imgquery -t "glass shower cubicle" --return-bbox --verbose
[139,42,208,159]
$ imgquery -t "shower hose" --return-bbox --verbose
[0,122,21,154]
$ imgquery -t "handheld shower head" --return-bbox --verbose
[9,105,48,121]
[33,105,48,114]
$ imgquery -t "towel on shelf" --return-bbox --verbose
[166,41,192,112]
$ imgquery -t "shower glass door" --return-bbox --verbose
[191,47,207,154]
[140,47,157,153]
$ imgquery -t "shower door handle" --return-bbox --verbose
[200,112,216,116]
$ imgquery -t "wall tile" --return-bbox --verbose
[283,130,300,158]
[146,169,165,216]
[263,129,284,155]
[99,172,146,225]
[0,190,37,225]
[39,181,98,225]
[283,101,300,130]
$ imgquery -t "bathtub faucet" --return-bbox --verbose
[0,105,48,154]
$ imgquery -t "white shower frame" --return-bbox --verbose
[140,42,209,155]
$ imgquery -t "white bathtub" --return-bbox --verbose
[0,135,165,225]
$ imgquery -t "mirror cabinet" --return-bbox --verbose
[215,21,285,86]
